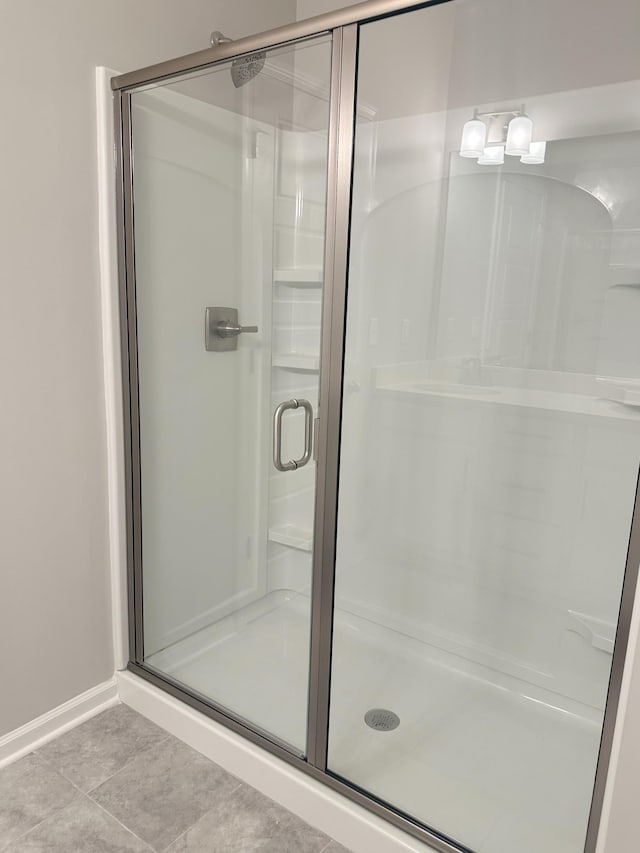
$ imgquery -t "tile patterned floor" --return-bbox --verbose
[0,704,351,853]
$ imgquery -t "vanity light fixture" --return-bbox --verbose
[520,140,547,164]
[477,145,505,166]
[459,114,487,158]
[505,114,533,155]
[459,106,545,166]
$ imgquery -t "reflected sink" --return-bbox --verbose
[412,381,500,397]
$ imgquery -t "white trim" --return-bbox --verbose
[0,679,119,770]
[117,671,435,853]
[96,66,128,671]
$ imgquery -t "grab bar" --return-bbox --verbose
[273,398,314,471]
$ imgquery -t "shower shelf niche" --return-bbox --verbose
[596,378,640,407]
[268,524,313,552]
[272,353,320,371]
[568,610,615,654]
[274,268,323,288]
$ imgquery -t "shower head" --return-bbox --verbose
[210,30,265,88]
[230,52,266,88]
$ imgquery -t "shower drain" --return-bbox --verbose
[364,708,400,731]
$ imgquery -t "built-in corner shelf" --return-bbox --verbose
[609,281,640,289]
[272,353,320,372]
[596,378,640,407]
[268,524,313,552]
[274,268,323,288]
[568,610,615,654]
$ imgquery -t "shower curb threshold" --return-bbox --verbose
[116,670,436,853]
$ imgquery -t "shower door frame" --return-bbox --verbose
[112,2,640,851]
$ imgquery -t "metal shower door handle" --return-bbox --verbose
[273,399,314,472]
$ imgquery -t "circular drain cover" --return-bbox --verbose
[364,708,400,731]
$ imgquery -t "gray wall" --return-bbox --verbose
[0,0,295,738]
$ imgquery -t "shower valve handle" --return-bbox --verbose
[205,307,257,352]
[216,322,258,338]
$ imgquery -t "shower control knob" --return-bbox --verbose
[205,307,258,352]
[216,322,258,338]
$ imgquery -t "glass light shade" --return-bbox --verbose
[459,119,487,158]
[521,140,547,165]
[505,114,533,155]
[478,145,505,165]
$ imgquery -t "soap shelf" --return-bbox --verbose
[272,353,320,372]
[596,378,640,408]
[274,268,323,288]
[568,610,615,654]
[268,524,313,552]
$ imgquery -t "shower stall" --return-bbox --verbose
[112,1,640,850]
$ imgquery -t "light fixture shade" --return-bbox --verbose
[521,140,547,165]
[505,114,533,156]
[459,119,487,158]
[478,145,505,165]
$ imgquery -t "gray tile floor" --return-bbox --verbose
[0,705,351,853]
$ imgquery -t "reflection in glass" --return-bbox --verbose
[328,2,640,851]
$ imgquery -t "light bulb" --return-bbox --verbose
[478,145,505,165]
[459,119,487,158]
[505,114,533,156]
[520,140,546,165]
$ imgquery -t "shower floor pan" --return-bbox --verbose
[146,590,600,853]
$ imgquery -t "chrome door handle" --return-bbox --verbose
[273,399,314,471]
[216,322,258,338]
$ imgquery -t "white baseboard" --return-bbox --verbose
[117,671,435,853]
[0,677,119,770]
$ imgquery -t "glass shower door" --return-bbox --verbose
[127,35,332,754]
[328,3,640,852]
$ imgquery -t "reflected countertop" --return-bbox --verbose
[375,362,640,423]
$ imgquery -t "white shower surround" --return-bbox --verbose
[95,40,640,853]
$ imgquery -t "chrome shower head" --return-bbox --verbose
[210,30,265,89]
[230,52,266,88]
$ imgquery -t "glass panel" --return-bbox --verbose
[328,2,640,850]
[130,35,332,753]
